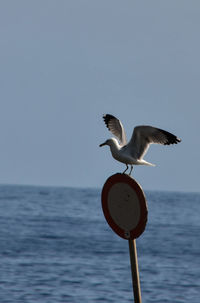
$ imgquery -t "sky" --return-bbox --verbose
[0,0,199,192]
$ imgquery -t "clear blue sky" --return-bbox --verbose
[0,1,199,192]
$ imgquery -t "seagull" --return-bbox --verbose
[99,114,181,175]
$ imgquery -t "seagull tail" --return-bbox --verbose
[138,160,156,167]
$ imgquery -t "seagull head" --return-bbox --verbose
[99,138,119,148]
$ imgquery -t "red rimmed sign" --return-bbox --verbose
[101,173,148,240]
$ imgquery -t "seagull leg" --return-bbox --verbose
[123,165,129,174]
[129,165,134,175]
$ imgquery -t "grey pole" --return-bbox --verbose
[128,239,142,303]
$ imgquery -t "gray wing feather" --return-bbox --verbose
[103,114,127,146]
[127,126,181,159]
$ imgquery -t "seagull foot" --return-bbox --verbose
[123,165,129,174]
[128,165,133,175]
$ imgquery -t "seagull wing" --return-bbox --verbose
[103,114,127,146]
[127,125,181,159]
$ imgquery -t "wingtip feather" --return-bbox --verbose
[102,114,116,129]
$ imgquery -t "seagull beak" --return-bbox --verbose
[99,141,106,147]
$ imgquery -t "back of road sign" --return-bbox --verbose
[101,173,148,239]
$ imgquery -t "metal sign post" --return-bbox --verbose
[129,239,142,303]
[101,173,147,303]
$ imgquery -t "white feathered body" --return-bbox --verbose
[108,138,155,166]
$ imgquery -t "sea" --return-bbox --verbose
[0,184,199,303]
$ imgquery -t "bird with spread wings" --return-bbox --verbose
[100,114,181,175]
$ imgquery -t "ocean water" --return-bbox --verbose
[0,184,199,303]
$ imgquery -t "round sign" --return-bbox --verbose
[101,173,148,239]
